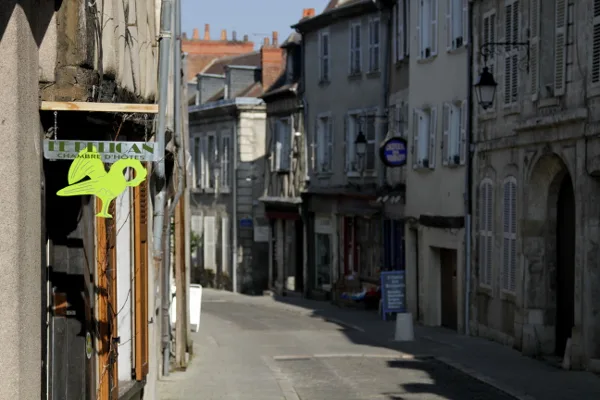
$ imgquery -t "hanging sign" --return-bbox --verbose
[43,139,158,163]
[56,146,148,218]
[379,137,408,167]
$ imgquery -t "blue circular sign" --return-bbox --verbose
[379,137,407,167]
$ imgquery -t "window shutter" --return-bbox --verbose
[445,0,452,51]
[502,181,510,291]
[327,117,333,171]
[428,107,437,168]
[416,0,422,58]
[397,1,405,60]
[593,1,600,83]
[509,180,517,291]
[402,103,409,136]
[344,115,349,172]
[282,118,292,171]
[275,121,282,171]
[204,216,216,269]
[554,0,567,96]
[478,182,487,285]
[530,0,540,100]
[459,100,467,165]
[133,176,149,380]
[412,110,419,169]
[430,0,438,55]
[442,103,450,166]
[200,136,208,188]
[502,178,517,292]
[349,23,353,74]
[221,216,230,276]
[485,182,493,287]
[462,0,468,44]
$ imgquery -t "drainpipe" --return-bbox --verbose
[232,117,238,292]
[170,0,185,216]
[153,0,173,377]
[464,1,474,336]
[380,3,392,269]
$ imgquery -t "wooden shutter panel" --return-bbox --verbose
[428,106,437,169]
[530,0,540,100]
[445,0,452,51]
[412,110,419,169]
[554,0,567,96]
[430,0,438,55]
[592,1,600,83]
[503,3,513,105]
[459,100,467,165]
[133,173,149,380]
[442,103,450,166]
[204,216,216,269]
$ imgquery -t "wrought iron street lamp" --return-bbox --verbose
[474,67,497,110]
[355,130,367,157]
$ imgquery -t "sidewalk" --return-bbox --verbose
[207,290,600,400]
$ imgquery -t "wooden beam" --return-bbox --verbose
[41,101,159,114]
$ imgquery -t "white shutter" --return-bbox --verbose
[459,100,467,165]
[593,1,600,83]
[478,182,488,285]
[502,178,517,292]
[442,103,450,166]
[462,0,468,44]
[530,0,540,100]
[343,115,349,172]
[397,1,405,60]
[274,120,282,171]
[445,0,452,51]
[430,0,438,56]
[327,117,333,171]
[416,0,422,58]
[554,0,567,96]
[203,216,216,269]
[428,107,437,169]
[412,110,419,169]
[201,136,208,189]
[221,216,230,275]
[485,182,493,287]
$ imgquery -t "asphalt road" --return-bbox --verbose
[158,292,517,400]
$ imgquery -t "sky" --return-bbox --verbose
[181,0,328,48]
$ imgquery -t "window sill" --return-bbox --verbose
[348,72,362,80]
[347,171,377,178]
[316,172,333,179]
[395,58,409,69]
[477,285,493,296]
[537,97,560,108]
[502,104,520,116]
[366,70,381,79]
[500,289,517,302]
[447,45,467,55]
[417,55,437,64]
[478,110,498,121]
[318,79,331,87]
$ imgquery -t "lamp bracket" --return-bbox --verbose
[479,41,530,72]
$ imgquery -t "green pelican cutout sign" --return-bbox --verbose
[48,142,149,219]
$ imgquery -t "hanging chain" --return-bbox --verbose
[144,114,148,141]
[53,111,58,140]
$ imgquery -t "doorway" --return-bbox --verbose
[295,220,304,293]
[555,174,575,356]
[440,248,458,330]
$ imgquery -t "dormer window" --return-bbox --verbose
[286,50,294,81]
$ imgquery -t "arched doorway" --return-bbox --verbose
[555,174,575,356]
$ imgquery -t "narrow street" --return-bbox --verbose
[158,290,518,400]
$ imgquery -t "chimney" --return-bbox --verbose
[182,32,188,40]
[260,40,284,91]
[220,29,227,40]
[272,31,278,46]
[232,30,237,41]
[203,24,210,40]
[192,28,200,40]
[302,8,315,19]
[243,34,249,42]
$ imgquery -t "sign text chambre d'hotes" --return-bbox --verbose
[43,140,159,163]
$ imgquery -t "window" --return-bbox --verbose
[319,31,330,82]
[393,102,409,136]
[364,114,377,171]
[368,17,380,71]
[394,0,410,61]
[442,101,466,166]
[349,22,361,74]
[503,0,519,106]
[478,179,493,287]
[274,117,292,172]
[445,0,468,50]
[220,134,231,189]
[412,107,437,169]
[207,134,217,189]
[417,0,438,59]
[502,177,517,292]
[286,50,294,82]
[553,0,568,95]
[316,113,333,173]
[592,0,600,83]
[482,10,497,108]
[346,112,361,174]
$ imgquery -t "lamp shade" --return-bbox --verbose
[474,67,498,110]
[355,131,367,156]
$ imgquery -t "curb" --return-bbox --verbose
[435,356,536,400]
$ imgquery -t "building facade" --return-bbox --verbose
[260,30,306,296]
[405,0,469,331]
[294,1,389,299]
[471,0,600,371]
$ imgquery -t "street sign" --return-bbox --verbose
[380,270,406,320]
[240,218,253,228]
[43,139,158,163]
[379,137,408,167]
